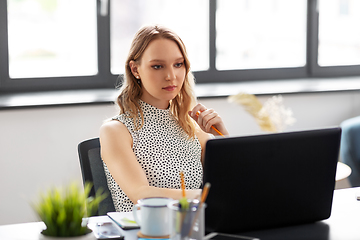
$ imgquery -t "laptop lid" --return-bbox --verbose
[203,127,342,233]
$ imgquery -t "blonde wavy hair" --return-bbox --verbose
[116,25,197,138]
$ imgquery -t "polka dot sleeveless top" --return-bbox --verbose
[103,100,203,212]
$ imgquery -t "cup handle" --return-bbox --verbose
[132,204,141,226]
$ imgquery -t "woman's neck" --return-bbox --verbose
[140,97,170,110]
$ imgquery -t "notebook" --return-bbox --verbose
[107,212,140,230]
[203,127,342,233]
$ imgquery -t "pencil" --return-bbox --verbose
[180,171,186,198]
[195,112,225,137]
[200,182,211,204]
[188,182,211,237]
[178,171,189,237]
[210,125,224,137]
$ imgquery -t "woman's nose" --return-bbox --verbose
[165,67,176,81]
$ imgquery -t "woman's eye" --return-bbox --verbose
[152,65,162,69]
[175,62,183,68]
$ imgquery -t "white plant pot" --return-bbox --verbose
[39,232,96,240]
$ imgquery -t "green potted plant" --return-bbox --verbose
[33,182,106,239]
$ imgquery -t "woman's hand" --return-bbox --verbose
[188,103,229,136]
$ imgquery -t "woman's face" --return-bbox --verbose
[134,38,186,109]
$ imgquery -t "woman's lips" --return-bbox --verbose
[163,86,176,91]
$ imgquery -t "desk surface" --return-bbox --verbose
[1,187,359,240]
[241,187,360,240]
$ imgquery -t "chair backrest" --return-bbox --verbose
[340,116,360,187]
[78,137,115,215]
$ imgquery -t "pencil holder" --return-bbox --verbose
[168,199,206,240]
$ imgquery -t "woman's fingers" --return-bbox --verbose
[199,109,218,132]
[205,114,220,132]
[189,103,229,136]
[189,104,220,133]
[189,104,206,119]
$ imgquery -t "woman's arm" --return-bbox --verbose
[99,120,201,204]
[189,103,229,164]
[194,126,211,165]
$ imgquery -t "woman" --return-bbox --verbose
[100,25,228,212]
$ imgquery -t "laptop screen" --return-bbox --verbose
[203,127,341,233]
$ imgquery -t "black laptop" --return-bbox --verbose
[203,127,342,233]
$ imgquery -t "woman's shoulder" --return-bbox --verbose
[100,119,128,137]
[111,112,130,121]
[100,119,133,157]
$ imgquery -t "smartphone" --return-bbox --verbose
[205,232,260,240]
[93,222,125,240]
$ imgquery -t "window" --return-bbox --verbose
[216,0,306,70]
[1,0,360,94]
[318,0,360,67]
[110,0,209,74]
[7,0,98,78]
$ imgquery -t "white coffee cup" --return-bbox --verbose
[133,197,172,237]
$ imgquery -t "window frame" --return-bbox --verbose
[204,0,309,83]
[0,0,117,93]
[1,0,360,94]
[307,0,360,78]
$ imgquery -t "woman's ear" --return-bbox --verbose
[129,60,140,79]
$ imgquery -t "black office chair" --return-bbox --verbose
[78,137,116,215]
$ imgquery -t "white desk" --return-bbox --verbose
[1,187,360,240]
[0,217,113,240]
[242,187,360,240]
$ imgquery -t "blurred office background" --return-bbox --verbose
[1,0,360,225]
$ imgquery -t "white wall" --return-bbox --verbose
[1,91,359,225]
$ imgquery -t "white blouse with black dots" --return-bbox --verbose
[103,100,203,212]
